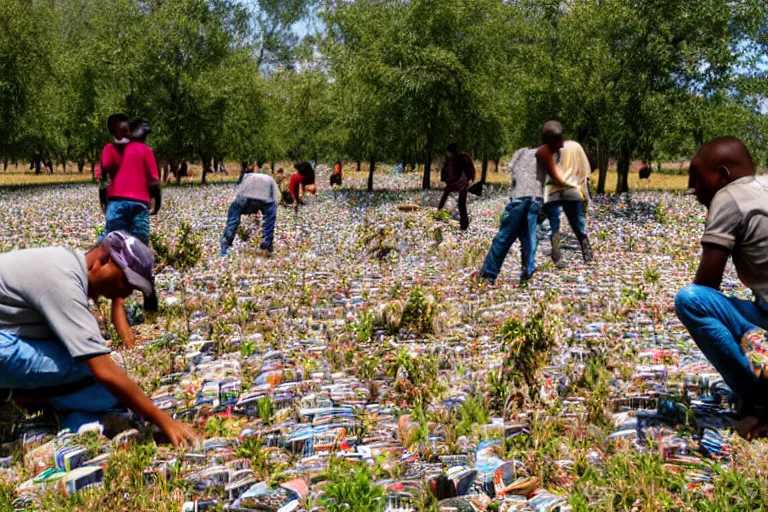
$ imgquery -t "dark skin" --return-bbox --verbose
[534,121,569,188]
[689,138,756,290]
[103,120,131,177]
[14,246,196,448]
[109,127,162,347]
[687,137,761,439]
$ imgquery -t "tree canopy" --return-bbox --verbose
[0,0,766,191]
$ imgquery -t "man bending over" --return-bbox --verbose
[0,231,195,446]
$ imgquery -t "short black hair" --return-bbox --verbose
[107,113,129,135]
[447,143,459,153]
[130,118,151,140]
[129,118,150,132]
[294,162,315,183]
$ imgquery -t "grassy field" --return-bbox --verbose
[343,169,691,193]
[0,172,764,511]
[0,162,690,192]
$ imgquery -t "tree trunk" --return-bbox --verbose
[2,160,7,172]
[422,107,439,190]
[481,157,489,184]
[367,158,376,192]
[422,144,433,190]
[597,142,609,194]
[270,161,275,173]
[77,160,84,173]
[356,160,362,173]
[494,158,500,173]
[201,156,209,185]
[615,145,631,194]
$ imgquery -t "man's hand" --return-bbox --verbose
[158,418,197,447]
[111,298,136,349]
[693,244,730,290]
[86,355,197,448]
[535,145,569,188]
[148,181,162,215]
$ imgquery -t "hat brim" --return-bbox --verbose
[106,246,152,295]
[123,267,153,296]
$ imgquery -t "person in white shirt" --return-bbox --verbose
[221,170,280,256]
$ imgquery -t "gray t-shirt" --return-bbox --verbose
[237,173,280,203]
[701,176,768,305]
[0,247,110,362]
[507,148,546,199]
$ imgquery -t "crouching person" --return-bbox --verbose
[221,169,280,256]
[675,137,768,440]
[0,231,196,446]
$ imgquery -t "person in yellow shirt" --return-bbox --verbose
[537,131,593,263]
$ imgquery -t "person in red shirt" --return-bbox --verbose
[438,143,475,230]
[330,161,342,187]
[99,117,162,348]
[98,113,131,212]
[289,162,316,213]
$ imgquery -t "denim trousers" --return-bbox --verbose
[675,284,768,403]
[0,331,120,432]
[221,196,277,254]
[438,189,469,230]
[103,199,150,245]
[481,197,542,280]
[545,200,587,241]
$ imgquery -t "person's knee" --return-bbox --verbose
[675,284,707,318]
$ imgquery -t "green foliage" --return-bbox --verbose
[319,461,385,512]
[644,267,661,285]
[256,396,275,425]
[499,304,557,404]
[150,221,203,273]
[2,0,768,191]
[400,288,439,335]
[455,396,490,437]
[580,356,613,429]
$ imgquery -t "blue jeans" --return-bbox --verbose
[103,199,150,244]
[545,200,587,241]
[221,197,277,255]
[675,284,768,403]
[0,331,120,432]
[481,197,541,280]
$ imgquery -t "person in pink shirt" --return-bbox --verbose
[99,116,162,348]
[99,113,131,212]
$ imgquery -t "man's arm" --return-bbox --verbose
[111,298,136,349]
[143,147,162,215]
[101,145,121,177]
[290,178,301,212]
[693,244,730,290]
[535,146,568,188]
[86,354,196,447]
[148,181,162,215]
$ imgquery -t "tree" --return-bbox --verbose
[0,1,55,167]
[324,0,518,190]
